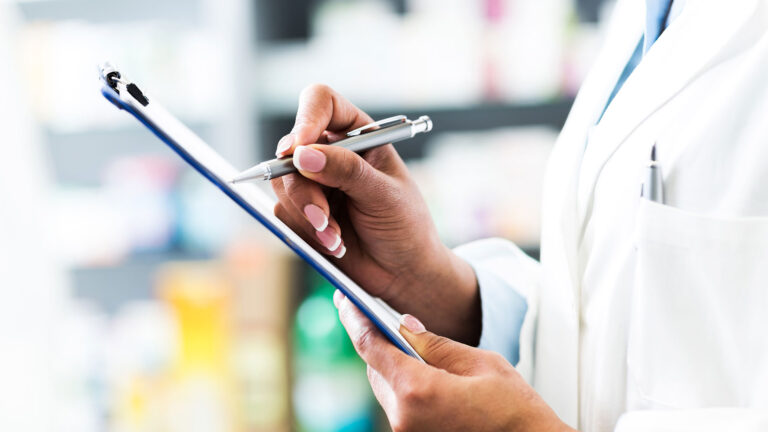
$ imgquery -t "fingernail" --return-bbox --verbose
[316,228,341,251]
[304,204,328,231]
[332,245,347,259]
[333,290,345,308]
[293,146,326,172]
[400,314,426,334]
[275,134,294,156]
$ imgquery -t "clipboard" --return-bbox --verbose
[98,63,424,362]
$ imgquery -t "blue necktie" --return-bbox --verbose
[644,0,674,53]
[598,0,674,122]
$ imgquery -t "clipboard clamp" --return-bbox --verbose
[98,62,150,106]
[99,62,122,90]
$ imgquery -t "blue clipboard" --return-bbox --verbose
[98,63,423,362]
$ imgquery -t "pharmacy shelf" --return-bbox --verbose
[257,98,574,160]
[16,0,200,23]
[577,0,608,22]
[254,0,606,43]
[45,122,212,185]
[71,251,211,314]
[72,244,539,314]
[522,246,541,261]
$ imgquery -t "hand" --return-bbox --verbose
[271,84,479,343]
[333,290,576,432]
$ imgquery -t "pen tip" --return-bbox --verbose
[231,163,269,183]
[650,143,657,161]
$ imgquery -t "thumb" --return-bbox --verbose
[398,314,482,376]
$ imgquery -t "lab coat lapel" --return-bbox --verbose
[533,0,643,425]
[576,0,762,226]
[545,0,644,308]
[543,0,643,311]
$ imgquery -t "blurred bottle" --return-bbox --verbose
[157,262,236,432]
[493,0,574,101]
[292,273,375,432]
[482,0,505,101]
[175,170,239,255]
[103,156,179,255]
[225,240,291,432]
[107,301,175,432]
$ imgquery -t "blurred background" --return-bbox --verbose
[0,0,614,430]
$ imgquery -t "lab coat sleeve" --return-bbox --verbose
[614,408,768,432]
[453,238,540,381]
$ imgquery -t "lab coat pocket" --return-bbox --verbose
[627,200,768,409]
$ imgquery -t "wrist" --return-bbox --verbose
[442,248,482,344]
[508,404,577,432]
[391,244,480,344]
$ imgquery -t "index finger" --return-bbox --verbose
[334,291,426,384]
[276,84,373,157]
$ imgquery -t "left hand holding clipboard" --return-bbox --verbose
[333,290,576,432]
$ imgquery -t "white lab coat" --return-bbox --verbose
[455,0,768,430]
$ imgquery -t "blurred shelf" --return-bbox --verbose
[254,0,312,42]
[45,122,212,186]
[252,0,607,44]
[257,98,574,160]
[577,0,609,22]
[71,251,211,314]
[16,0,200,23]
[522,246,540,261]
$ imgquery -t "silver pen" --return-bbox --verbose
[231,115,433,182]
[641,143,664,203]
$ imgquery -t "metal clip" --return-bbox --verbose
[99,62,122,90]
[346,115,407,137]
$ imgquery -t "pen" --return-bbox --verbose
[231,115,433,182]
[641,143,664,203]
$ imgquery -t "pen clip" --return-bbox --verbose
[347,115,407,137]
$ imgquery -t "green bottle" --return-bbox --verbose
[292,272,376,432]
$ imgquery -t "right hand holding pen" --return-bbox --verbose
[271,84,480,343]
